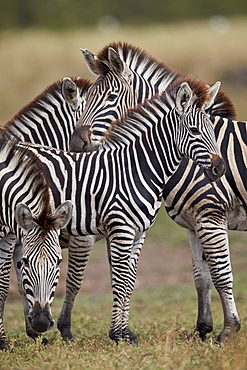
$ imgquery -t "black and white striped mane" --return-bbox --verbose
[93,42,236,120]
[4,77,91,133]
[104,76,210,143]
[93,41,181,83]
[0,127,55,233]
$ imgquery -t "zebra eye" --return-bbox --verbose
[57,258,63,266]
[22,257,29,267]
[107,94,118,101]
[190,127,200,135]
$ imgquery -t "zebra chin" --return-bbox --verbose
[203,154,226,182]
[27,301,55,334]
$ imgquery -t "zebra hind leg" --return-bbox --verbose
[195,221,240,342]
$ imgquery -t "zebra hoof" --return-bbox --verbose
[109,329,121,345]
[0,339,11,351]
[123,328,138,344]
[42,337,49,345]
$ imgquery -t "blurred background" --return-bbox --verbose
[0,0,246,299]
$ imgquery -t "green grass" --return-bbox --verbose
[2,283,247,370]
[2,208,247,369]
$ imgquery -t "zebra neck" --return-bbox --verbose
[5,87,81,151]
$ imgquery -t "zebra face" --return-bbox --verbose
[15,201,73,334]
[70,70,135,152]
[174,82,226,181]
[20,227,62,333]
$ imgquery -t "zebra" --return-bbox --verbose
[5,76,91,150]
[69,42,243,342]
[0,129,73,350]
[0,76,91,347]
[0,77,224,347]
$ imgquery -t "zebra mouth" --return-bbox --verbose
[28,302,55,333]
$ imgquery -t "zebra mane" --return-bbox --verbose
[4,77,91,132]
[93,42,236,119]
[104,76,212,142]
[208,88,236,119]
[0,127,56,233]
[94,41,181,83]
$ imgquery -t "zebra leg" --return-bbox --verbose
[108,225,136,344]
[187,229,213,340]
[195,219,240,342]
[121,232,146,344]
[0,232,16,350]
[57,235,95,340]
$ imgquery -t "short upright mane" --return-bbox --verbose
[94,41,181,81]
[104,76,210,143]
[4,77,91,132]
[0,128,56,233]
[94,42,236,119]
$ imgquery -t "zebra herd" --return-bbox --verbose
[0,42,245,350]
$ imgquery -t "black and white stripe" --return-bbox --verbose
[4,78,223,345]
[70,42,242,342]
[0,132,72,350]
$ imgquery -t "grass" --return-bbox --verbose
[2,283,247,369]
[0,17,247,369]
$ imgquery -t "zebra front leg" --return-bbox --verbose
[121,232,146,344]
[0,232,16,350]
[57,235,95,340]
[188,229,213,341]
[195,219,240,342]
[108,225,137,344]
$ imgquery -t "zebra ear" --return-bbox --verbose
[202,81,221,110]
[51,200,73,230]
[15,204,34,231]
[61,77,81,111]
[81,49,100,76]
[108,47,132,83]
[176,82,193,112]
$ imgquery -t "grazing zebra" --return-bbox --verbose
[0,75,91,343]
[69,42,243,342]
[0,130,73,350]
[0,77,224,347]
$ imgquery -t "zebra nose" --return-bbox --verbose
[28,302,55,333]
[204,154,226,182]
[70,125,91,152]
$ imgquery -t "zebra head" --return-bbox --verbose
[170,79,225,181]
[70,47,136,152]
[15,201,73,334]
[70,44,165,152]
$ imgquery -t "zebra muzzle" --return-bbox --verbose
[69,125,91,152]
[204,154,226,182]
[28,301,55,333]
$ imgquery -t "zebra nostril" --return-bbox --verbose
[48,319,55,331]
[28,315,32,327]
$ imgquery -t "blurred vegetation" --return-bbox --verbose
[0,0,247,30]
